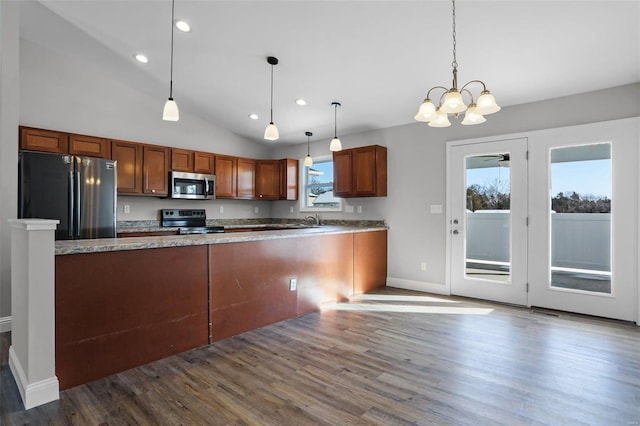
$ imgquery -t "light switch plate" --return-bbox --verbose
[430,204,443,214]
[289,278,297,291]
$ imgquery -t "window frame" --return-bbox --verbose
[299,154,343,213]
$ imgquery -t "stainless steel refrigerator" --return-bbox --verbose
[18,151,117,240]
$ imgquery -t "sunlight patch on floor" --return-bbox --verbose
[322,303,494,315]
[350,294,460,304]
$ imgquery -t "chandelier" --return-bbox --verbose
[414,0,500,127]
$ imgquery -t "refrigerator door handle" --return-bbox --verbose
[75,170,81,238]
[68,171,75,238]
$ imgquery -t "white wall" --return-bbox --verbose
[0,1,20,327]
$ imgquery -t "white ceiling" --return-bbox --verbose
[20,1,640,145]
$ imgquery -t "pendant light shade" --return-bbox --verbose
[264,123,279,140]
[414,0,499,127]
[163,98,179,121]
[303,131,313,167]
[162,0,179,122]
[329,102,342,152]
[264,56,279,141]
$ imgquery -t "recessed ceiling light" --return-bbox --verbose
[135,54,149,63]
[248,113,259,120]
[295,99,307,106]
[175,20,191,32]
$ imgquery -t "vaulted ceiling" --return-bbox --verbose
[20,1,640,144]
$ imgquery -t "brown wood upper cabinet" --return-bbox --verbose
[20,127,111,158]
[143,145,170,196]
[69,134,110,158]
[111,139,143,194]
[20,126,69,154]
[171,148,194,172]
[236,157,255,199]
[214,155,237,199]
[279,159,298,200]
[255,160,280,200]
[194,152,215,174]
[333,145,387,197]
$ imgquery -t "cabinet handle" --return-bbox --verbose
[259,194,263,198]
[151,189,156,193]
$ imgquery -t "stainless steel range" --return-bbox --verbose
[160,209,224,234]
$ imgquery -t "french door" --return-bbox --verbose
[528,120,637,321]
[448,119,638,322]
[449,138,528,306]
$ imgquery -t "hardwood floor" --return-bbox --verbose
[1,288,639,425]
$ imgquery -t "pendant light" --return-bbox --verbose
[329,102,342,152]
[414,0,500,127]
[303,131,313,167]
[264,56,279,140]
[162,0,179,121]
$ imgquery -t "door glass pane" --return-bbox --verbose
[465,154,511,282]
[550,143,611,294]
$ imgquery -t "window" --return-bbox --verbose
[300,155,342,212]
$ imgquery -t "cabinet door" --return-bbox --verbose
[143,145,170,196]
[171,148,194,172]
[194,152,215,174]
[236,158,255,199]
[279,159,298,200]
[333,150,353,197]
[214,155,237,198]
[20,127,69,154]
[111,140,142,194]
[69,134,110,159]
[352,146,379,196]
[255,160,280,200]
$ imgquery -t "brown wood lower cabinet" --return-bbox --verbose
[54,230,387,389]
[209,233,356,341]
[55,246,209,390]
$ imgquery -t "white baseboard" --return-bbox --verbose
[9,346,59,410]
[386,277,450,295]
[0,316,11,333]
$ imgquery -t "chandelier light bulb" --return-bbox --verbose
[415,99,437,122]
[264,122,279,140]
[428,109,451,128]
[440,90,467,114]
[475,90,501,115]
[461,104,486,125]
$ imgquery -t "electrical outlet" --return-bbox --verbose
[254,206,259,213]
[123,204,130,214]
[219,206,224,213]
[357,205,363,214]
[420,262,427,271]
[345,205,354,213]
[290,206,294,213]
[289,278,297,291]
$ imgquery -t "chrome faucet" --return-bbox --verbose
[305,213,320,225]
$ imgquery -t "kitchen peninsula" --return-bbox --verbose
[54,224,387,390]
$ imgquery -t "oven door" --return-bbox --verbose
[170,171,216,199]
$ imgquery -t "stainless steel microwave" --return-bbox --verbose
[169,171,216,200]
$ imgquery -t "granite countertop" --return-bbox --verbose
[56,225,387,255]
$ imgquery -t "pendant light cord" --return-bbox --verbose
[169,0,175,99]
[307,134,310,156]
[269,64,274,123]
[334,105,338,138]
